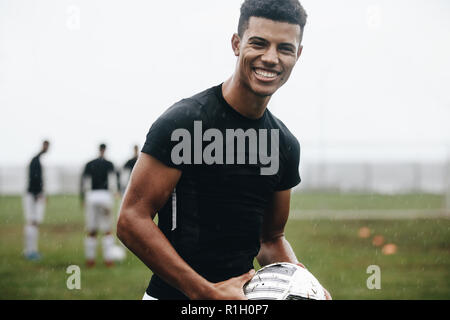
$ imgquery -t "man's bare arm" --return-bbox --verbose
[256,189,299,266]
[256,189,332,299]
[117,153,253,299]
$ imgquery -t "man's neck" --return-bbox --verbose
[222,77,271,120]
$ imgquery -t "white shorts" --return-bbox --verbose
[22,193,46,224]
[142,292,158,300]
[85,190,114,233]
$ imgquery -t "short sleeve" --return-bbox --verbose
[275,137,301,191]
[141,117,181,168]
[82,162,90,177]
[141,99,202,170]
[109,161,115,172]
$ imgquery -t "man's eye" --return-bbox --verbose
[280,46,295,53]
[251,42,265,47]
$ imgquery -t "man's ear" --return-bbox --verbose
[231,33,241,56]
[296,45,303,61]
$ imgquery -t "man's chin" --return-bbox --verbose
[250,84,278,98]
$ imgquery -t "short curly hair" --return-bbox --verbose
[238,0,307,38]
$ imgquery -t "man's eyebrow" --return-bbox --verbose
[248,36,296,48]
[248,36,268,43]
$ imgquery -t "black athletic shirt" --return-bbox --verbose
[27,153,44,195]
[141,84,301,299]
[119,157,137,192]
[124,157,138,171]
[81,158,115,190]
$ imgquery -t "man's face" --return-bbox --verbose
[42,142,49,153]
[233,17,303,97]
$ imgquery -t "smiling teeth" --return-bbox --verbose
[255,69,277,78]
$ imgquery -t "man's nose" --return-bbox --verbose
[261,46,279,65]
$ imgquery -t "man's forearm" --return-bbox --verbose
[256,235,299,267]
[117,210,213,299]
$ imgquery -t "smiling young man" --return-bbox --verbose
[117,0,331,300]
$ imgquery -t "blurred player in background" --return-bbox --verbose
[23,140,50,261]
[80,143,118,267]
[119,144,139,195]
[115,145,140,251]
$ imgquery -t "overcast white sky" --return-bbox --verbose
[1,0,449,167]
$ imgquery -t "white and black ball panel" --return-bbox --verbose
[244,262,326,300]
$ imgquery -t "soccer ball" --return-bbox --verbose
[108,245,126,262]
[243,262,326,300]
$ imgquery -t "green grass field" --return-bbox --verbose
[0,193,449,300]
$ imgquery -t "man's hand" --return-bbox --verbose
[297,262,332,300]
[323,287,332,300]
[198,269,255,300]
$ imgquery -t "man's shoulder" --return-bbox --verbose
[160,85,221,122]
[124,158,135,168]
[86,158,101,166]
[187,85,220,105]
[125,158,134,165]
[84,159,95,169]
[86,158,114,168]
[87,158,98,165]
[106,159,114,167]
[266,110,300,146]
[30,154,40,165]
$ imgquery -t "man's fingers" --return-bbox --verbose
[323,288,332,300]
[238,269,255,285]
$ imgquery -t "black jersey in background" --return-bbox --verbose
[27,153,45,196]
[82,158,115,190]
[118,156,138,193]
[124,157,138,172]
